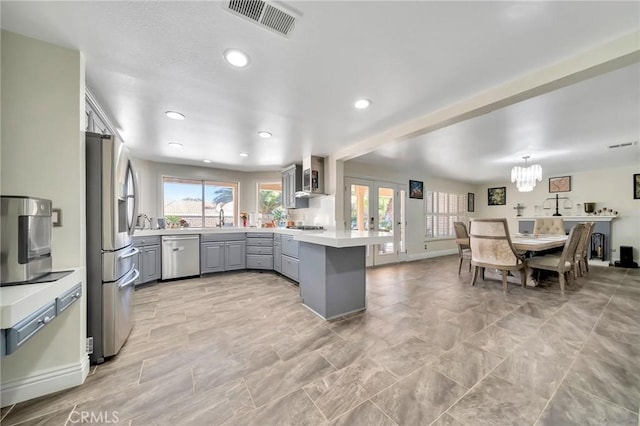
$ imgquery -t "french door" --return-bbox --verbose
[345,178,406,266]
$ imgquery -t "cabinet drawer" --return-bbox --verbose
[281,254,299,282]
[281,235,299,259]
[246,238,273,247]
[6,302,57,354]
[247,254,273,270]
[56,283,82,315]
[247,232,272,239]
[201,233,246,242]
[246,246,273,255]
[132,236,161,246]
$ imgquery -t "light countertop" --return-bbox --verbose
[1,267,84,329]
[133,227,393,248]
[295,231,393,248]
[517,216,617,221]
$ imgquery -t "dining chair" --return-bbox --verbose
[469,218,527,293]
[454,222,472,274]
[575,222,595,276]
[533,217,565,235]
[527,223,585,294]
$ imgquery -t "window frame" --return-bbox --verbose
[162,176,238,228]
[425,190,468,240]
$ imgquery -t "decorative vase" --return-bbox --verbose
[584,202,595,215]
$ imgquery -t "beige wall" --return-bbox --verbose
[1,30,88,404]
[1,30,86,270]
[475,165,640,262]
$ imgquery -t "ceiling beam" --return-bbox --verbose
[334,30,640,162]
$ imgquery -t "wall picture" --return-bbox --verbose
[409,180,423,199]
[488,187,506,206]
[467,193,475,212]
[549,176,571,193]
[634,174,640,199]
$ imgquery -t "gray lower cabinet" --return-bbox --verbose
[200,233,247,273]
[132,236,161,286]
[274,234,282,272]
[225,241,246,271]
[246,232,273,270]
[2,282,82,356]
[201,242,225,273]
[280,234,300,282]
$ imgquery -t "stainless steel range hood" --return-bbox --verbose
[295,155,325,198]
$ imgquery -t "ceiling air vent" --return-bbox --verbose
[225,0,299,38]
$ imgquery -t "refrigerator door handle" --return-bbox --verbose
[127,160,139,236]
[118,269,140,290]
[118,247,139,260]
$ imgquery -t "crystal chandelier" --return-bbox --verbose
[511,156,542,192]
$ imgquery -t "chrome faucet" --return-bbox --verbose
[218,208,225,227]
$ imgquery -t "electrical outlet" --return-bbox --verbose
[424,244,428,250]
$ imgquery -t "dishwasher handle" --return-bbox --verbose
[162,236,200,241]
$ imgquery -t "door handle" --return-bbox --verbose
[119,269,140,290]
[119,247,140,260]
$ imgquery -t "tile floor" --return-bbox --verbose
[1,256,638,425]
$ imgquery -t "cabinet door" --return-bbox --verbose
[142,245,161,282]
[225,241,246,271]
[273,241,282,272]
[201,242,225,273]
[281,234,299,258]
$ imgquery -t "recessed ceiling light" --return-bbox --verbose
[224,49,249,68]
[168,142,183,148]
[258,131,272,138]
[203,159,212,163]
[239,152,249,157]
[354,99,371,109]
[165,111,185,120]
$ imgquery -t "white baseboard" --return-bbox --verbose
[1,355,90,406]
[407,249,457,262]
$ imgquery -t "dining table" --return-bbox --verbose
[483,234,568,287]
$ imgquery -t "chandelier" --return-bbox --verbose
[511,156,542,192]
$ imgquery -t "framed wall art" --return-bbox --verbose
[488,187,506,206]
[467,193,475,212]
[409,180,424,199]
[634,173,640,200]
[549,176,571,193]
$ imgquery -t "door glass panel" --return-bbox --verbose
[350,184,370,231]
[377,187,394,255]
[399,189,406,253]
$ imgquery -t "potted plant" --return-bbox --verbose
[165,215,180,228]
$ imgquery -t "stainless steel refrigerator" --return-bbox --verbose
[86,132,139,364]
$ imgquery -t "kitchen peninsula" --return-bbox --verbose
[133,228,392,319]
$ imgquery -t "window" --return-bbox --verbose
[163,177,237,227]
[425,191,467,238]
[257,181,283,223]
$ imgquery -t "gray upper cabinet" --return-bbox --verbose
[282,165,308,209]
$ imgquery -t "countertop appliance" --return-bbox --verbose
[86,132,139,364]
[161,235,200,280]
[1,196,53,285]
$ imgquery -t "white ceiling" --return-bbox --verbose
[2,1,639,182]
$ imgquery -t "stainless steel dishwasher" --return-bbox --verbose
[161,235,200,280]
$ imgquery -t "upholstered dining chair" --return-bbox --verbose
[527,223,585,294]
[533,218,565,235]
[454,221,472,274]
[469,218,527,293]
[575,222,595,276]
